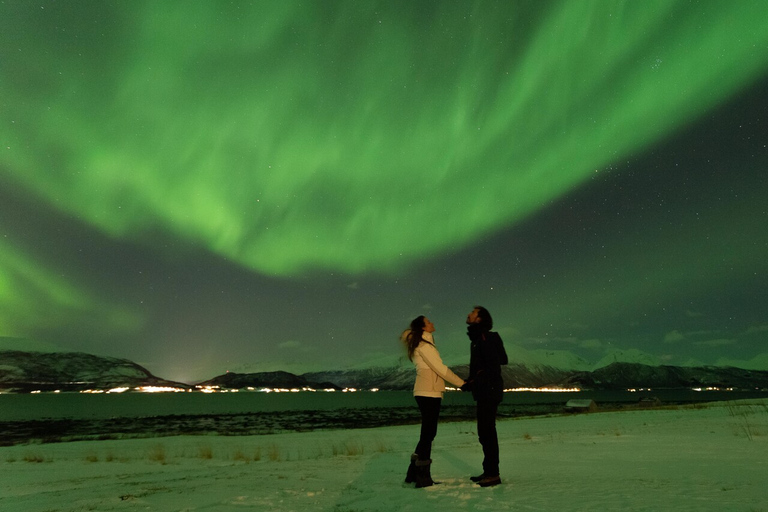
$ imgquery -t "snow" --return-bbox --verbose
[1,399,766,511]
[717,353,768,372]
[502,344,592,372]
[592,348,662,370]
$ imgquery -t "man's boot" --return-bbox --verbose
[414,459,434,488]
[477,475,502,487]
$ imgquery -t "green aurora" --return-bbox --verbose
[3,1,767,274]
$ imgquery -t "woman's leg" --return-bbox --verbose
[414,396,442,460]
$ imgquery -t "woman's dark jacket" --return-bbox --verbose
[467,325,508,403]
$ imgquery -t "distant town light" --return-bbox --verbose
[503,387,581,393]
[134,386,186,393]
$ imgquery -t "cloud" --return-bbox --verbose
[496,326,521,339]
[664,329,720,343]
[679,357,707,367]
[278,340,303,350]
[694,338,736,347]
[0,337,69,353]
[521,335,600,351]
[744,325,768,335]
[579,339,603,350]
[663,330,686,343]
[685,310,703,318]
[346,282,359,290]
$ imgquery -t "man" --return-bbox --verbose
[462,305,508,487]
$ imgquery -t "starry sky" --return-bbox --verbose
[1,1,767,382]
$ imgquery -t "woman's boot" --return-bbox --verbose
[404,453,418,483]
[414,459,434,488]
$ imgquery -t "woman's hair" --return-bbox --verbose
[402,315,427,361]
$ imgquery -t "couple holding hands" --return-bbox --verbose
[401,306,508,488]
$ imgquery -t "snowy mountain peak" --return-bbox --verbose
[592,349,661,370]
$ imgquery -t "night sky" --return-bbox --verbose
[1,1,767,382]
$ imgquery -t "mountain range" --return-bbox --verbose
[2,350,768,393]
[0,350,189,393]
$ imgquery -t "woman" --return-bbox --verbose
[401,315,465,488]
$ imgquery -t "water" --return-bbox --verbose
[3,389,767,422]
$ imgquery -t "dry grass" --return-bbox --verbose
[372,440,392,454]
[267,444,281,461]
[332,441,364,456]
[232,448,249,462]
[6,436,393,466]
[104,452,126,462]
[23,453,48,463]
[197,444,213,459]
[148,444,167,464]
[725,402,767,440]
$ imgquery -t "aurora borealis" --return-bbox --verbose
[2,1,767,381]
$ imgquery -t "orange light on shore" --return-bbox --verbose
[135,386,187,393]
[503,387,581,393]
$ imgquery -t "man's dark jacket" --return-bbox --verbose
[467,325,509,403]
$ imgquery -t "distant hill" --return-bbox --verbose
[3,350,768,393]
[197,371,341,390]
[0,350,190,392]
[568,362,768,390]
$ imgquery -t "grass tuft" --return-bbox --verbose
[233,448,249,462]
[197,445,213,460]
[23,453,47,463]
[332,441,365,456]
[148,444,167,464]
[267,444,281,462]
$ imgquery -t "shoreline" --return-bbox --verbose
[1,396,753,447]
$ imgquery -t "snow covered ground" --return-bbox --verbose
[1,399,766,511]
